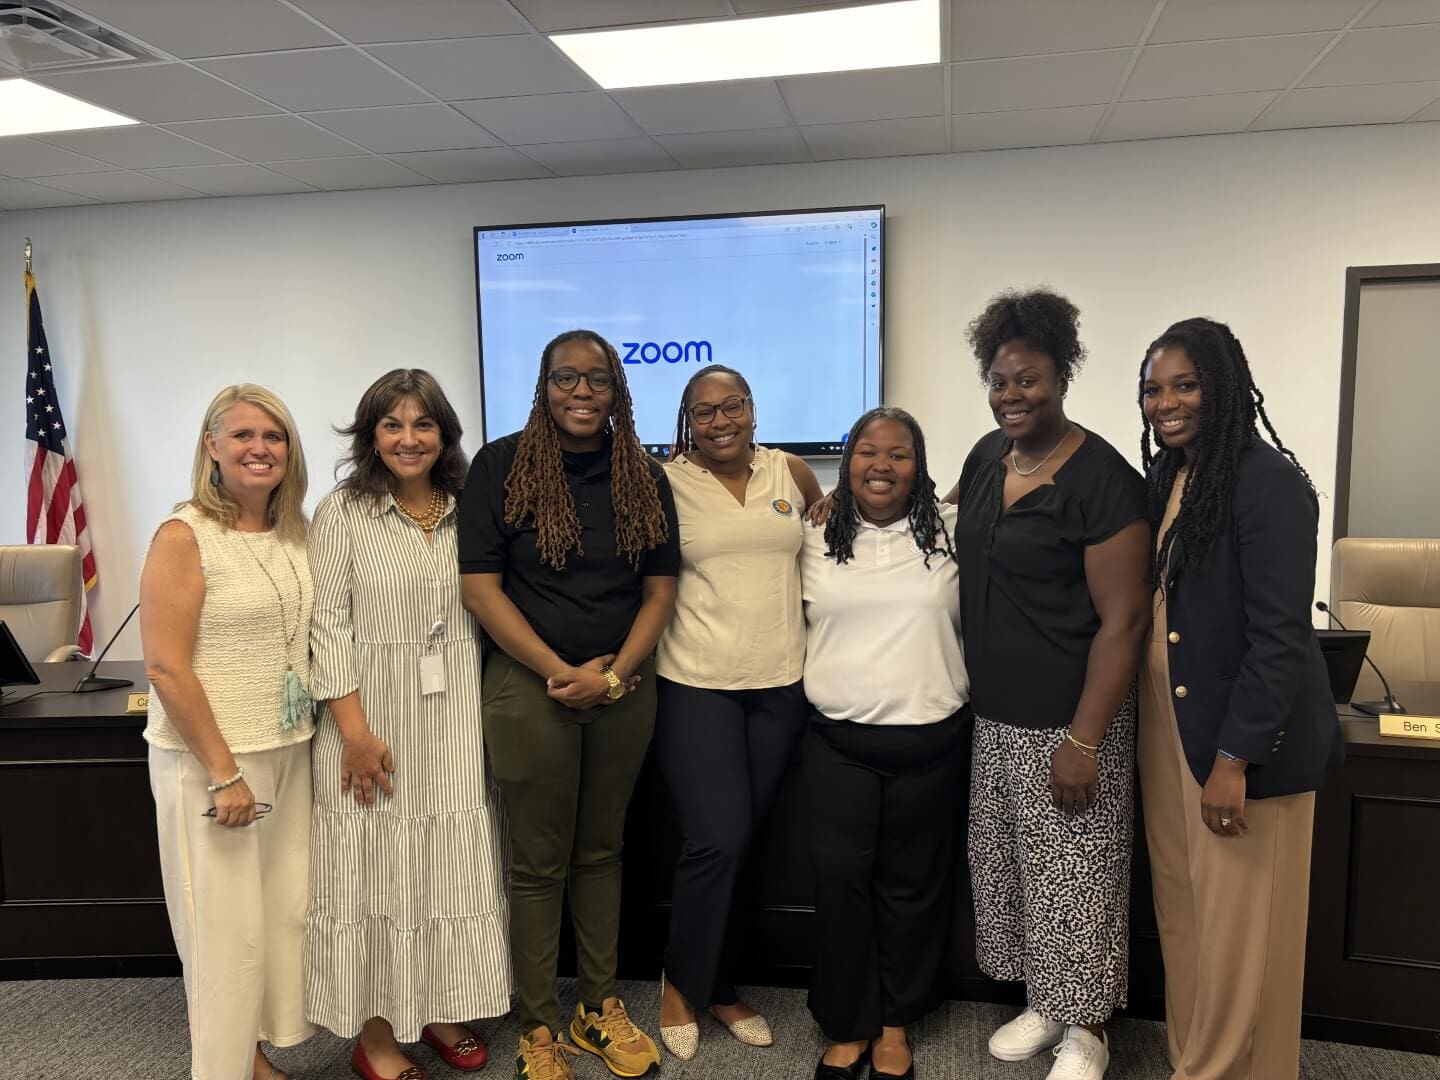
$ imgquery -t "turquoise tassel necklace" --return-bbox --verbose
[240,531,312,732]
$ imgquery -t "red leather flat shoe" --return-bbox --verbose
[421,1025,489,1071]
[351,1039,426,1080]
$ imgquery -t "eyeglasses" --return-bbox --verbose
[549,368,614,393]
[688,396,751,424]
[202,802,273,819]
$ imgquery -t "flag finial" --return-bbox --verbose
[23,237,32,273]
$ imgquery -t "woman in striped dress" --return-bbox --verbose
[306,370,511,1080]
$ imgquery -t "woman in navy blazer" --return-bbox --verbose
[1136,317,1341,1080]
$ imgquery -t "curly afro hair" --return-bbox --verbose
[966,288,1086,390]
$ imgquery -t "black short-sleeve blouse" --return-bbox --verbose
[953,426,1146,729]
[456,431,681,665]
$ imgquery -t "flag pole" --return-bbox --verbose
[23,237,32,273]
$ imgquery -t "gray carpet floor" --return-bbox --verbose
[2,977,1436,1079]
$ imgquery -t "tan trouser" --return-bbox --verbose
[1138,639,1315,1080]
[150,740,315,1080]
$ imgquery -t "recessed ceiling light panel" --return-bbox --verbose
[550,0,940,90]
[0,77,137,136]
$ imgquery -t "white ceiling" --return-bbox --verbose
[2,0,1439,210]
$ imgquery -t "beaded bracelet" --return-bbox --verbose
[206,767,245,793]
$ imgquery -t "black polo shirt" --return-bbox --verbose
[953,426,1145,729]
[456,431,681,665]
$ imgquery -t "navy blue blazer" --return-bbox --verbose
[1157,441,1342,799]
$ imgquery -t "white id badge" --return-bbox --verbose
[419,652,447,696]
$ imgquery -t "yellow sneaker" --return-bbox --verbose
[515,1027,579,1080]
[570,997,662,1078]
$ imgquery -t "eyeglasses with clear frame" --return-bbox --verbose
[688,395,751,424]
[548,368,614,393]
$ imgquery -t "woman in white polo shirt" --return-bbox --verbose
[801,406,968,1080]
[653,365,822,1061]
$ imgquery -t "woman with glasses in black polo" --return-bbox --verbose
[652,367,822,1062]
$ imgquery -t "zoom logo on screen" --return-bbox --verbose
[621,339,714,365]
[494,252,525,262]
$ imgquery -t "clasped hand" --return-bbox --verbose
[547,654,641,710]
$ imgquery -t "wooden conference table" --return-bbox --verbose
[2,663,1437,1055]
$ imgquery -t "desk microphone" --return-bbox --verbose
[1315,601,1405,715]
[74,602,139,694]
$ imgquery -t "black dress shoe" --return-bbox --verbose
[869,1061,915,1080]
[814,1047,870,1080]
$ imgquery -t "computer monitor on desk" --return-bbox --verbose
[0,620,41,701]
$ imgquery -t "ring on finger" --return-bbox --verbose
[1220,816,1233,827]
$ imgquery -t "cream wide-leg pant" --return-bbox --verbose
[149,740,315,1080]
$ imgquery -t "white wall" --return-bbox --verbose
[5,121,1440,661]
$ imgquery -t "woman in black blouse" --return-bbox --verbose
[1137,318,1340,1080]
[457,329,679,1080]
[948,290,1150,1080]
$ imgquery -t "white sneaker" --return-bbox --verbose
[1045,1026,1110,1080]
[988,1007,1066,1061]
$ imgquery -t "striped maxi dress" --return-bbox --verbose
[304,489,511,1042]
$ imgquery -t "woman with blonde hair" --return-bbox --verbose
[141,384,315,1080]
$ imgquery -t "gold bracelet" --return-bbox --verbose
[1065,733,1099,759]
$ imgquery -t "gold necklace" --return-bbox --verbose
[393,486,447,531]
[1011,423,1075,477]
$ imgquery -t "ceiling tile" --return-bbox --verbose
[611,81,790,135]
[304,105,499,153]
[1359,0,1440,27]
[60,0,340,59]
[951,49,1130,114]
[30,170,206,202]
[35,65,282,124]
[266,156,433,189]
[1100,91,1278,141]
[655,127,809,167]
[456,92,643,144]
[35,126,233,169]
[369,37,594,99]
[1302,24,1440,85]
[199,48,429,112]
[1151,0,1367,43]
[951,0,1154,60]
[1253,82,1440,128]
[800,115,947,160]
[510,0,730,33]
[779,66,946,126]
[289,0,528,42]
[385,147,554,182]
[0,138,116,178]
[513,137,677,176]
[141,164,318,196]
[165,116,361,161]
[0,178,99,209]
[1124,34,1332,100]
[950,104,1105,151]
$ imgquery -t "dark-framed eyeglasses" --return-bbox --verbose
[548,368,614,393]
[688,395,751,424]
[202,802,273,819]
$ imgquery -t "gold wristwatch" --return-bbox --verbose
[601,666,625,700]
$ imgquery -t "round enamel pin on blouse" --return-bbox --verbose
[772,498,794,516]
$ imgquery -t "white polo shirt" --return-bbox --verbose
[800,504,969,726]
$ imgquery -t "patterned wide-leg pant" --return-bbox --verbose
[968,695,1136,1026]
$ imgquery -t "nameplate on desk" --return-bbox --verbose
[1378,714,1440,740]
[126,692,149,715]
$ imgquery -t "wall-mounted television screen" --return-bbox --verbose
[474,205,884,456]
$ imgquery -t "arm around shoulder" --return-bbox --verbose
[785,452,824,511]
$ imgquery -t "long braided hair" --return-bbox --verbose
[825,407,953,567]
[1139,317,1311,588]
[669,365,754,456]
[503,329,669,570]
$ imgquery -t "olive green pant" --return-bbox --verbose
[482,650,657,1035]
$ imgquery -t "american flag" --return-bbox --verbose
[24,268,96,654]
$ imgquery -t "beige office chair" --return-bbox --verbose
[1330,537,1440,700]
[0,544,86,663]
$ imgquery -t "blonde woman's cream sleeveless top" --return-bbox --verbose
[144,503,314,754]
[657,445,806,690]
